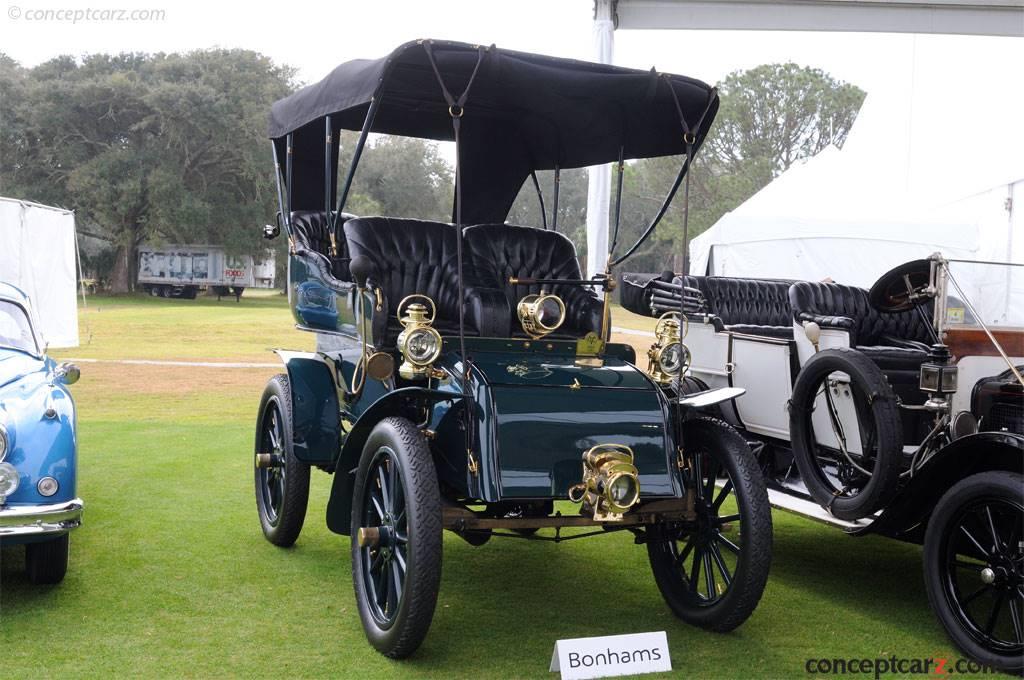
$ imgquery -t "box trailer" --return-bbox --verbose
[138,246,275,300]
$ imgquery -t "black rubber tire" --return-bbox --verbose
[25,534,70,585]
[351,417,442,658]
[254,374,310,547]
[923,471,1023,674]
[647,417,772,632]
[789,348,903,520]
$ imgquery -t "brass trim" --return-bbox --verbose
[516,290,566,339]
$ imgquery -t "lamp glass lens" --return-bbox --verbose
[609,475,637,506]
[536,297,564,329]
[659,343,682,374]
[407,329,440,363]
[0,462,19,497]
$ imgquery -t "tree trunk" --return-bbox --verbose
[109,245,133,293]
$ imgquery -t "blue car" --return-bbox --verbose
[0,282,83,584]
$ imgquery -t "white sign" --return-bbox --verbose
[549,631,671,679]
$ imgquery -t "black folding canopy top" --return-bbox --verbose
[270,39,719,225]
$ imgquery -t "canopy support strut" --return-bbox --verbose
[551,167,561,232]
[530,171,548,229]
[334,96,382,227]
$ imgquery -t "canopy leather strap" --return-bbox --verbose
[422,40,488,472]
[610,82,717,267]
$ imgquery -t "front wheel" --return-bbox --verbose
[351,417,442,658]
[923,471,1023,674]
[647,417,772,632]
[25,534,70,584]
[254,374,310,547]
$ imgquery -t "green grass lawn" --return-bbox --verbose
[0,293,984,678]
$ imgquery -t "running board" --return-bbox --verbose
[765,487,877,531]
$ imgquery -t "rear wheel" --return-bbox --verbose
[254,374,309,547]
[351,417,442,658]
[790,348,903,520]
[647,417,772,631]
[924,471,1023,674]
[25,534,70,585]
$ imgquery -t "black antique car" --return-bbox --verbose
[252,40,773,658]
[622,257,1023,672]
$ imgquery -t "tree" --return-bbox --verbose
[3,50,294,291]
[619,63,865,273]
[339,134,453,222]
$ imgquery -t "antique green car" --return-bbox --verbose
[253,40,772,658]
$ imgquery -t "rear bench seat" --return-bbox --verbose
[681,276,795,339]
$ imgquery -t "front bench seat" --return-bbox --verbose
[289,210,355,282]
[789,280,936,389]
[343,217,509,347]
[464,224,604,339]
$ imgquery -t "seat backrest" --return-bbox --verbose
[681,276,792,327]
[289,211,355,281]
[463,223,601,335]
[789,281,933,345]
[343,216,462,320]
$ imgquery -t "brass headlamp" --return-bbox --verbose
[516,289,566,339]
[568,444,641,521]
[396,294,442,380]
[647,312,690,385]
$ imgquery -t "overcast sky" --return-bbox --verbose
[3,0,1021,201]
[1,0,1018,97]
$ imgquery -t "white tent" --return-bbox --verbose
[0,198,80,348]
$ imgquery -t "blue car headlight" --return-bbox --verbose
[0,424,8,462]
[0,461,19,499]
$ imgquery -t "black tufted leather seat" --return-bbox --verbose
[290,211,355,281]
[789,281,936,385]
[464,224,604,338]
[343,217,509,346]
[788,282,934,350]
[681,276,795,339]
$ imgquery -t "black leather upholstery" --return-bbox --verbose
[681,276,794,338]
[788,282,934,348]
[343,217,508,346]
[290,211,355,281]
[464,224,604,338]
[788,281,935,390]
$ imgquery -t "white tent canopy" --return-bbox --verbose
[0,198,80,348]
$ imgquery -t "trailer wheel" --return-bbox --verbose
[254,374,310,546]
[789,348,903,520]
[924,471,1023,674]
[351,417,442,658]
[647,417,772,632]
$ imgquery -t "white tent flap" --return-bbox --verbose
[0,198,80,348]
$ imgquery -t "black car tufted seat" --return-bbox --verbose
[289,211,355,282]
[679,276,795,338]
[343,217,509,347]
[789,281,936,425]
[463,224,604,339]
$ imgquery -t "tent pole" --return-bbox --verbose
[585,0,615,278]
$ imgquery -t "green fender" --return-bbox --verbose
[325,387,461,535]
[273,350,340,465]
